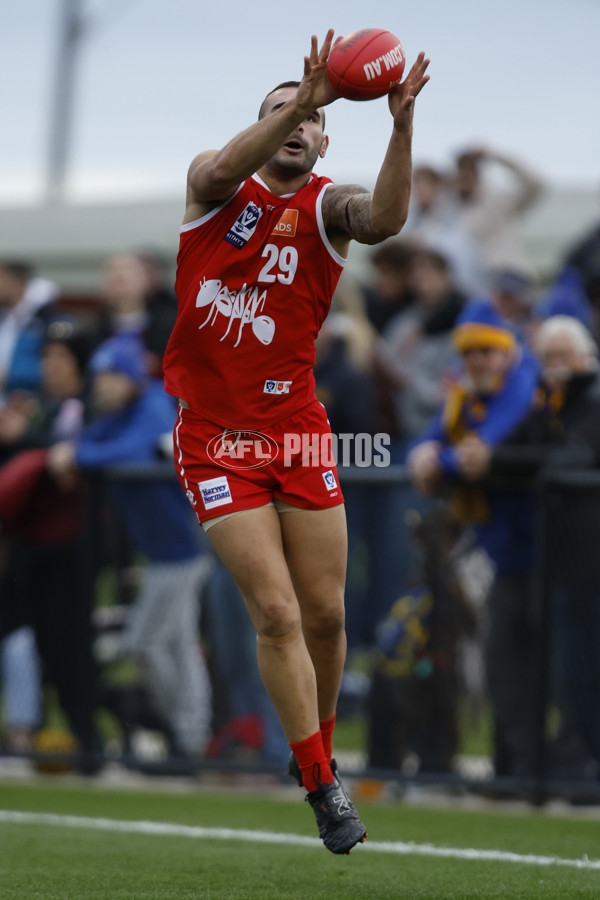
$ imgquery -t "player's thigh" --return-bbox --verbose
[205,504,299,636]
[279,504,347,620]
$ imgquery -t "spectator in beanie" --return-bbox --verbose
[407,299,539,777]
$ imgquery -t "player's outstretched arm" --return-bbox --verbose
[323,53,430,248]
[386,52,430,136]
[185,31,340,216]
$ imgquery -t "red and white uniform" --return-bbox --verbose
[164,173,346,429]
[164,172,346,522]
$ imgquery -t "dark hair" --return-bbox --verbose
[258,80,325,129]
[455,151,480,170]
[371,240,415,273]
[0,260,34,282]
[135,248,169,270]
[414,165,444,184]
[44,319,94,373]
[412,248,450,273]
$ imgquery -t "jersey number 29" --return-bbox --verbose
[258,244,298,285]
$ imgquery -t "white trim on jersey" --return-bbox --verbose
[316,183,347,268]
[180,184,244,233]
[251,172,312,198]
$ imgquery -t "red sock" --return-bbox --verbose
[289,730,333,792]
[319,714,336,764]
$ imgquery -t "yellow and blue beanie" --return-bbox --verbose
[452,299,516,355]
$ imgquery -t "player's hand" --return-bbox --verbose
[296,30,341,112]
[388,52,430,130]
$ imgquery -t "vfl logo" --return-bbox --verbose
[264,379,292,395]
[332,792,351,816]
[322,470,338,492]
[196,278,275,346]
[207,430,278,470]
[225,202,263,249]
[225,203,263,250]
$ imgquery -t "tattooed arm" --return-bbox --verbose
[323,52,430,255]
[322,185,390,253]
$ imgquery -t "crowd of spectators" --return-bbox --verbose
[1,145,600,787]
[319,146,600,783]
[0,248,290,771]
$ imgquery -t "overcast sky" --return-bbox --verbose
[2,0,600,206]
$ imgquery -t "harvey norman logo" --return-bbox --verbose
[198,475,233,509]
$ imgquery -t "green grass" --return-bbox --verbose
[333,703,494,758]
[332,713,367,752]
[1,779,600,899]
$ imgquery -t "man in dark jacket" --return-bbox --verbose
[459,314,600,778]
[0,320,95,761]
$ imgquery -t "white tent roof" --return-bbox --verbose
[0,188,597,292]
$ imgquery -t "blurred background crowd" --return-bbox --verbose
[2,139,600,790]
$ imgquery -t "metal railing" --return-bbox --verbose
[6,462,600,804]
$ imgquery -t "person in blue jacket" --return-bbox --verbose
[48,332,212,759]
[0,261,60,399]
[407,299,539,573]
[406,299,539,777]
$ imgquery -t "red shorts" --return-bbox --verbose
[173,399,344,525]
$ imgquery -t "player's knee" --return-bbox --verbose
[256,598,301,641]
[304,601,346,641]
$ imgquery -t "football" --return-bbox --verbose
[326,28,405,101]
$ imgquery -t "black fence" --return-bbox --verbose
[2,463,600,805]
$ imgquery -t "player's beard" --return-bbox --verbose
[269,143,321,179]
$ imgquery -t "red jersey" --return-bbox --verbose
[163,173,346,429]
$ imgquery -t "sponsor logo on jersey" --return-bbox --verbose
[263,379,292,395]
[322,469,338,491]
[271,209,298,237]
[198,475,233,509]
[225,202,263,249]
[196,278,275,346]
[206,430,278,470]
[186,489,197,508]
